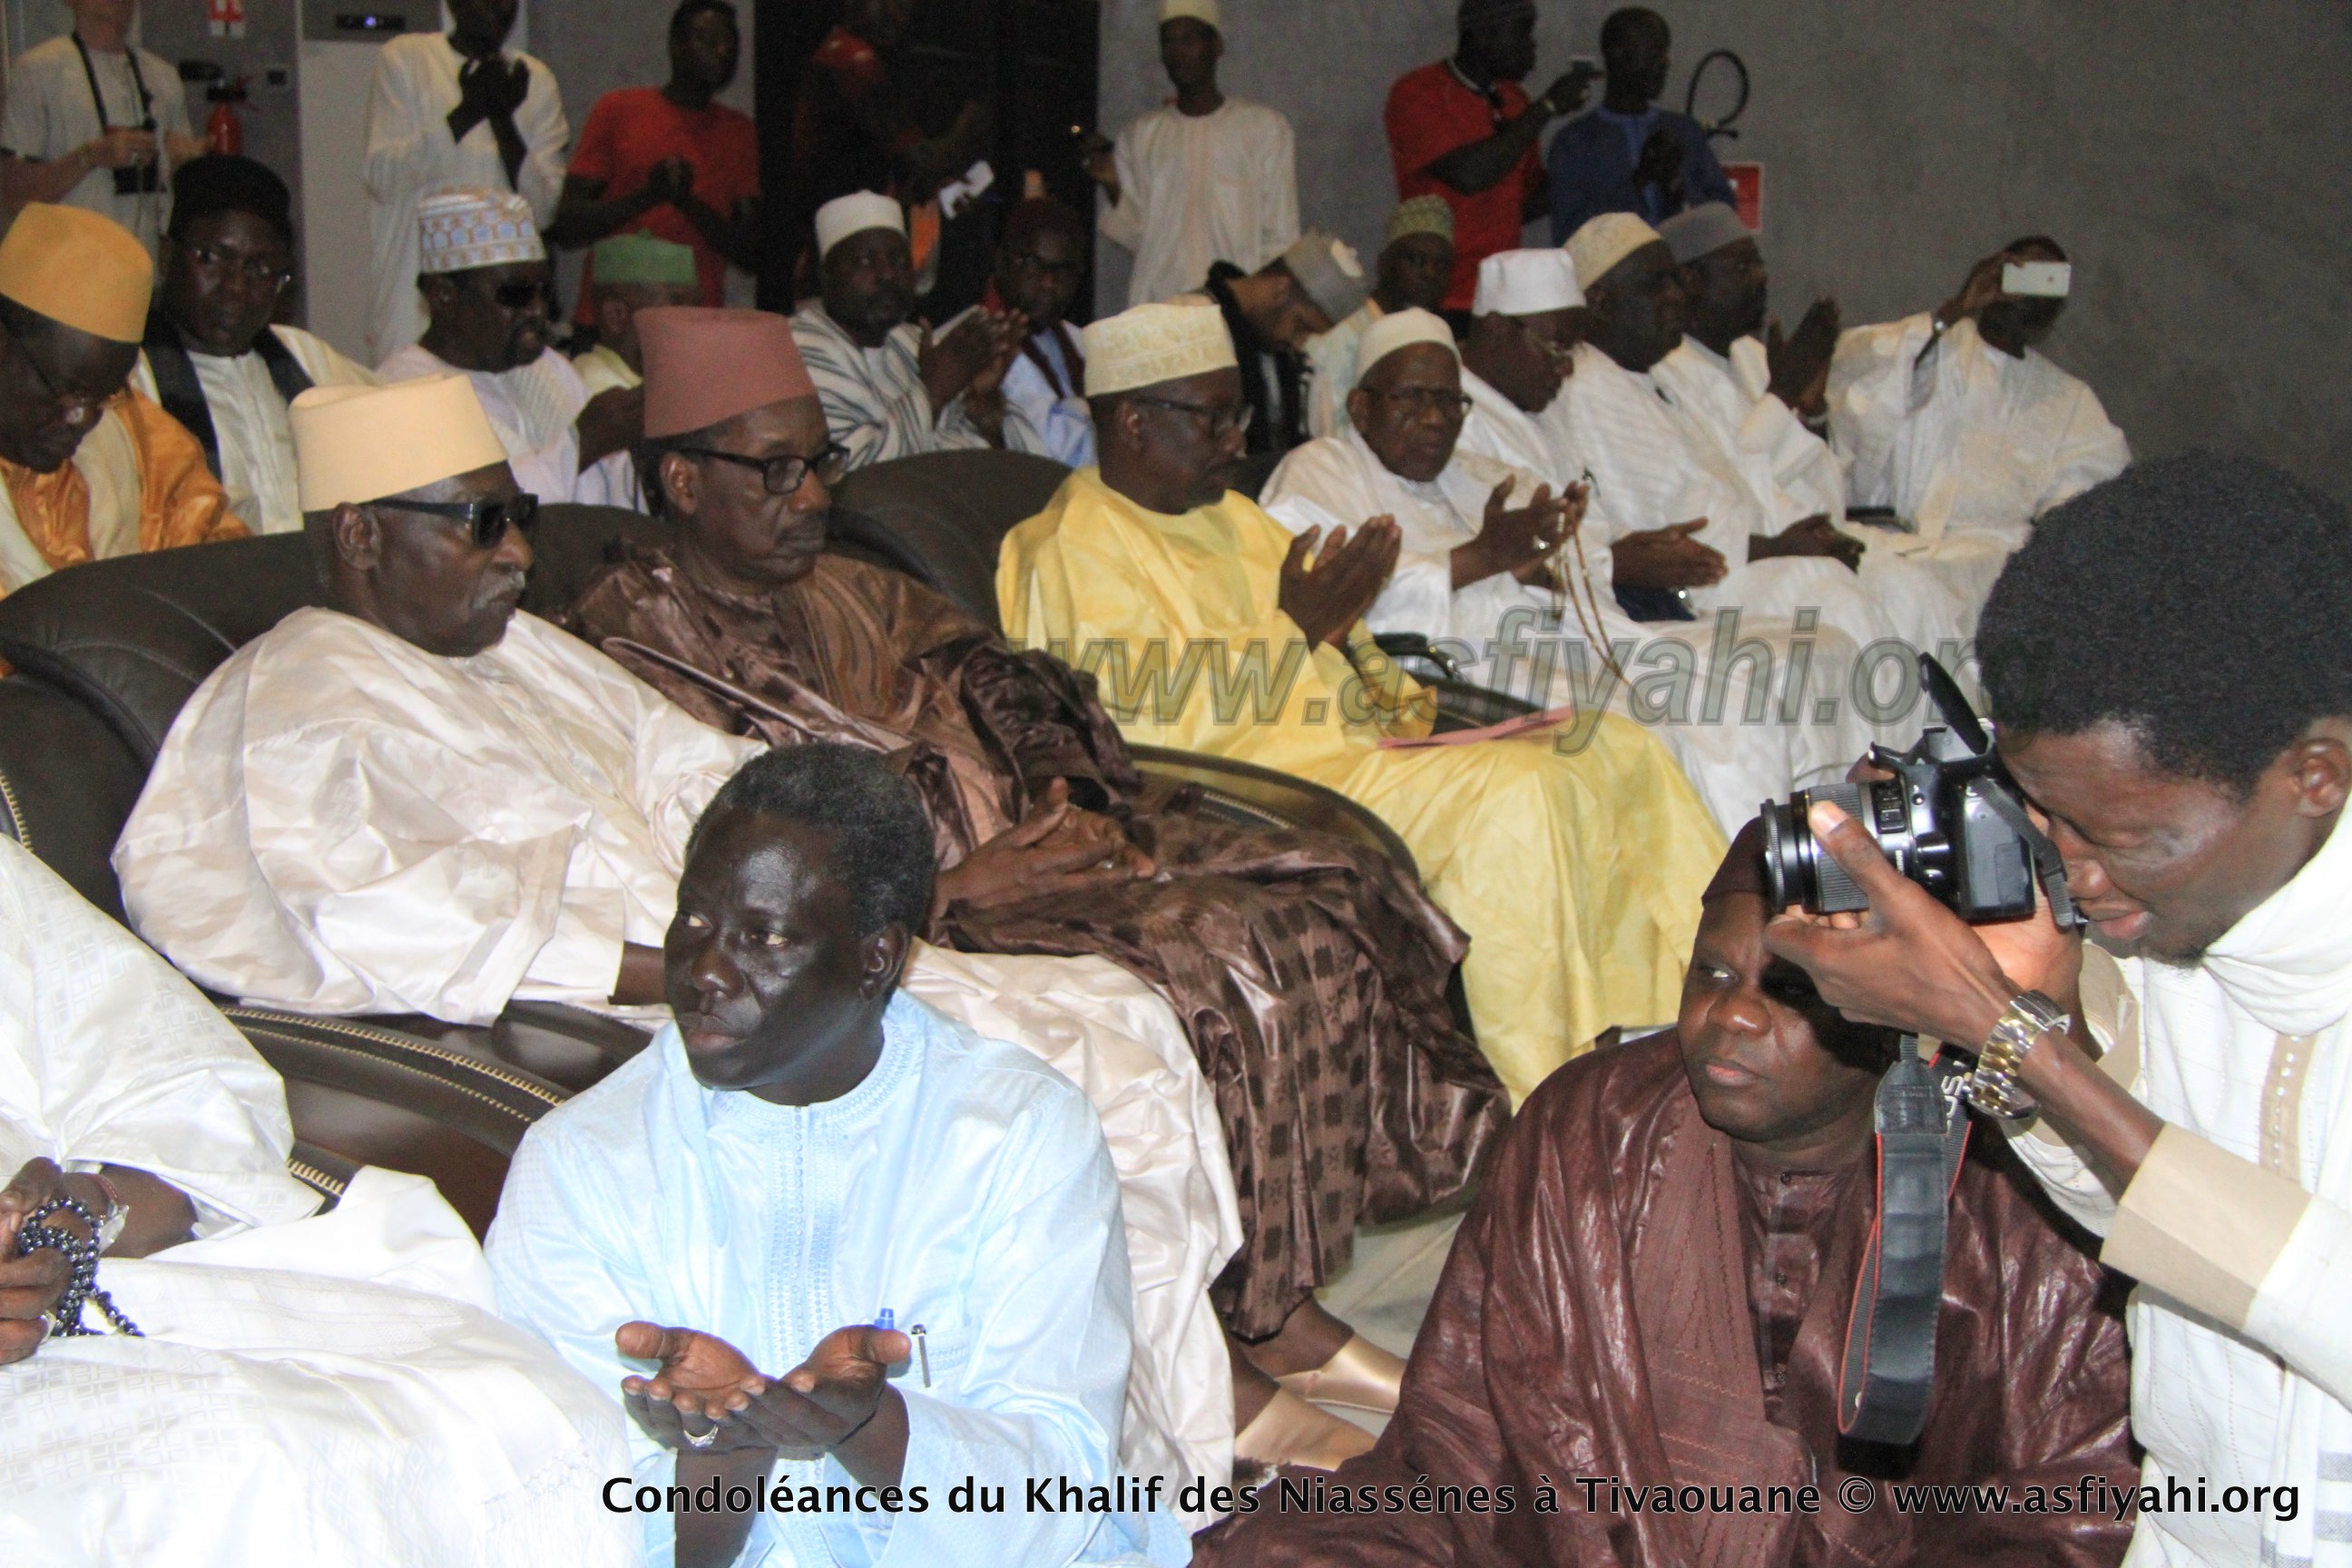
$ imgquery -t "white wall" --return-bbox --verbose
[1094,0,2352,485]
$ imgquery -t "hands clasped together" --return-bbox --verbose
[936,778,1157,916]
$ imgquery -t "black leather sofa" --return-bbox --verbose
[0,451,1436,1234]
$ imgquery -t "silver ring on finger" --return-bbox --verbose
[683,1418,720,1449]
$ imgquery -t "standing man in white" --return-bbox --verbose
[1091,0,1298,309]
[0,0,203,258]
[364,0,569,362]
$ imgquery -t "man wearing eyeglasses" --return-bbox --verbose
[566,302,1513,1477]
[130,155,380,537]
[1002,299,1724,1109]
[0,201,242,598]
[1266,270,1877,840]
[379,187,646,511]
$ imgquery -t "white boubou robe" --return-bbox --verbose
[1546,342,1959,749]
[793,303,1047,474]
[488,996,1191,1566]
[1262,420,1874,835]
[1828,313,2130,616]
[379,342,642,511]
[1100,98,1299,309]
[2011,814,2352,1568]
[1651,335,1971,651]
[111,604,1241,1496]
[0,836,636,1568]
[132,325,382,536]
[362,33,569,361]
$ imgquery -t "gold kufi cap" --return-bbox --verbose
[291,377,510,512]
[0,203,152,344]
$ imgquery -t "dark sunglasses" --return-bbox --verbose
[490,279,551,310]
[376,493,542,548]
[677,442,852,496]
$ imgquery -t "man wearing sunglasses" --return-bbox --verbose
[131,155,380,537]
[0,201,242,597]
[379,187,647,511]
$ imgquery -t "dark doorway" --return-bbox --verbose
[754,0,1102,322]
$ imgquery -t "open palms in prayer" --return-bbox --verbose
[617,1320,912,1461]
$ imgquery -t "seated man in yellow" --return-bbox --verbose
[999,299,1724,1102]
[0,203,243,595]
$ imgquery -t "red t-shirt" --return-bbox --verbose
[568,87,760,318]
[1385,61,1543,310]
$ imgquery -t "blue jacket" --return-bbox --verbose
[1547,105,1737,244]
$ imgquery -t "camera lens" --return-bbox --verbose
[1760,782,1874,915]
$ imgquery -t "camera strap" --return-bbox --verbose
[1976,786,2087,931]
[72,33,154,136]
[1836,1034,1972,1446]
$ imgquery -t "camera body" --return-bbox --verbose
[111,118,162,196]
[1760,654,2079,926]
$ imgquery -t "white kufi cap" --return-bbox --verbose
[1083,299,1237,397]
[416,187,544,275]
[814,191,906,260]
[1473,249,1583,316]
[1353,308,1458,388]
[1564,212,1663,291]
[1161,0,1220,26]
[292,377,510,512]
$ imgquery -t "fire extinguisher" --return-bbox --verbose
[206,79,248,156]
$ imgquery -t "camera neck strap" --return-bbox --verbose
[72,33,154,137]
[1836,1034,1972,1446]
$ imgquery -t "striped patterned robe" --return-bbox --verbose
[790,301,1046,472]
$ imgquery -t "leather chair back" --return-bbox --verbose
[0,675,148,922]
[829,448,1073,629]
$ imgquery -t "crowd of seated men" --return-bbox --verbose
[1,2,2333,1567]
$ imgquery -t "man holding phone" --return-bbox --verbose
[0,0,204,259]
[1827,236,2130,623]
[1545,7,1738,243]
[1386,0,1599,315]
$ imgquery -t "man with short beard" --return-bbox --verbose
[1305,197,1457,440]
[790,191,1039,471]
[0,202,242,596]
[378,187,645,509]
[132,154,379,535]
[1204,231,1368,457]
[363,0,568,360]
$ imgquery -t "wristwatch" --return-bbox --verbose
[63,1161,128,1252]
[1965,991,2068,1119]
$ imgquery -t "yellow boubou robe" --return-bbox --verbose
[1000,467,1725,1102]
[0,391,247,597]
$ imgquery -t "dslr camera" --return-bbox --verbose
[1760,653,2081,926]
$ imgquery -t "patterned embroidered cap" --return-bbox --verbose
[416,187,545,276]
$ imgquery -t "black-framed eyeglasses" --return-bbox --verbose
[186,242,292,289]
[375,492,542,548]
[0,313,112,422]
[1132,395,1253,439]
[1364,387,1475,420]
[677,443,852,496]
[489,279,552,311]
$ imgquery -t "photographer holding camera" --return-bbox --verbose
[1,0,204,258]
[1767,452,2352,1568]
